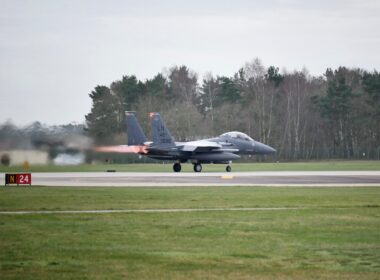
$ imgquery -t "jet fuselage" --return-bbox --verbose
[126,112,276,172]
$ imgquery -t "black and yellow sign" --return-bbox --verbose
[5,173,32,186]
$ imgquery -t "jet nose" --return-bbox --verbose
[254,141,276,155]
[267,145,276,154]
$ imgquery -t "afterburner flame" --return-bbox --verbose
[94,145,148,154]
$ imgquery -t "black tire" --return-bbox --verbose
[173,163,181,172]
[193,163,202,172]
[226,165,231,172]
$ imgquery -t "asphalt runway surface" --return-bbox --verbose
[2,171,380,187]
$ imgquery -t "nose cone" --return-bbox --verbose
[254,141,276,155]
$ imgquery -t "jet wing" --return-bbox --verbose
[179,140,238,153]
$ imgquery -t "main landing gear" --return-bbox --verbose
[173,162,181,172]
[172,162,231,173]
[173,162,202,173]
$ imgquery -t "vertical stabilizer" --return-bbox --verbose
[125,111,147,145]
[150,112,174,144]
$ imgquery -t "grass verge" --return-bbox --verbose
[0,186,379,279]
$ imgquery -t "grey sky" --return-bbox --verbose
[1,0,379,125]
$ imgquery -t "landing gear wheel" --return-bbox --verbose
[193,163,202,173]
[173,163,181,172]
[226,165,232,172]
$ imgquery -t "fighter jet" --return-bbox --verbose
[124,111,276,172]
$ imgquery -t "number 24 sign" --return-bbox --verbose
[5,174,32,186]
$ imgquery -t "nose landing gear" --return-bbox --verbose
[193,163,202,172]
[226,165,232,172]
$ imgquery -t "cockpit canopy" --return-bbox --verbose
[220,131,254,142]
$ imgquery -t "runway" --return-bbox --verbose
[2,171,380,187]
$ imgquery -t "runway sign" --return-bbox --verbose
[5,173,32,186]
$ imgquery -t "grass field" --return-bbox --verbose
[0,186,380,279]
[1,160,380,173]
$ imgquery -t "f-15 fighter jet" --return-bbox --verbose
[121,111,276,172]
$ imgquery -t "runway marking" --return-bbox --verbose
[220,175,234,179]
[0,207,299,215]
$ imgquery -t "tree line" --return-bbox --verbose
[85,58,380,160]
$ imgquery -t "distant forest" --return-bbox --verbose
[86,58,380,160]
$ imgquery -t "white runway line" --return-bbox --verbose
[34,183,380,187]
[0,207,300,215]
[8,171,380,177]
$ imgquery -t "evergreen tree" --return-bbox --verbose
[312,68,356,157]
[215,76,241,105]
[111,75,145,110]
[85,86,122,144]
[362,71,380,115]
[362,71,380,157]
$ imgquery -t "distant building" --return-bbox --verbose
[0,150,49,166]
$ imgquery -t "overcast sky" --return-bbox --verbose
[1,0,379,125]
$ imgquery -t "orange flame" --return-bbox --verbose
[94,145,148,154]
